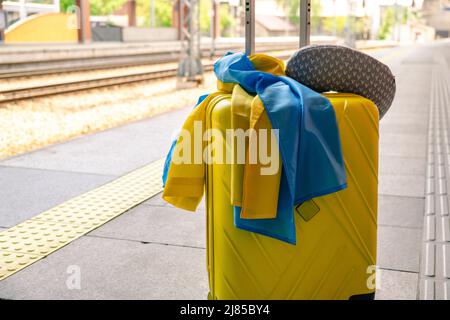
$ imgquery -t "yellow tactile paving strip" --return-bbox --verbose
[0,158,165,281]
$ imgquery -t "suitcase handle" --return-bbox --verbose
[244,0,311,57]
[244,0,255,56]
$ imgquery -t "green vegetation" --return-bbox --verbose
[219,5,233,37]
[60,0,76,12]
[377,7,394,40]
[275,0,300,24]
[137,0,172,27]
[60,0,126,16]
[322,16,346,36]
[59,0,233,33]
[90,0,126,16]
[275,0,321,32]
[199,2,233,37]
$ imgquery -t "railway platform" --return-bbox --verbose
[0,38,302,75]
[0,41,449,300]
[0,36,337,61]
[0,37,394,78]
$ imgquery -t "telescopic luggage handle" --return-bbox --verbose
[299,0,311,47]
[245,0,255,56]
[244,0,311,56]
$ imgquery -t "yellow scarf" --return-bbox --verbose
[163,54,285,219]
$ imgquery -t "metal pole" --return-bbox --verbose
[53,0,61,12]
[76,0,92,43]
[333,0,337,38]
[0,1,5,45]
[128,0,137,27]
[76,0,85,43]
[210,0,216,58]
[177,0,203,87]
[19,0,26,20]
[345,0,355,47]
[189,0,194,67]
[245,0,255,56]
[53,0,60,12]
[150,0,155,28]
[394,1,401,42]
[196,0,201,63]
[299,0,311,47]
[177,0,182,40]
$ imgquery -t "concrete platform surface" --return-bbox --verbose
[0,42,449,300]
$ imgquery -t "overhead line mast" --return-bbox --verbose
[176,0,204,88]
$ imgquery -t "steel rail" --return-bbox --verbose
[0,52,293,104]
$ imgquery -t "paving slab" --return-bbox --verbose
[379,142,427,159]
[1,108,191,176]
[143,193,168,207]
[378,195,424,229]
[142,193,206,212]
[379,133,427,146]
[381,111,429,125]
[375,269,419,300]
[379,122,427,135]
[394,86,431,98]
[387,103,431,114]
[379,156,426,176]
[0,236,208,300]
[0,166,114,228]
[388,95,431,106]
[90,204,206,248]
[377,225,422,273]
[379,174,425,198]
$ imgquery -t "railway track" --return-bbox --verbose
[0,43,300,79]
[0,52,293,104]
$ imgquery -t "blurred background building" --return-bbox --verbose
[0,0,448,44]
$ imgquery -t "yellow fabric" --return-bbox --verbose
[217,53,285,92]
[163,92,223,211]
[240,96,282,219]
[163,53,285,218]
[232,53,285,218]
[230,85,252,207]
[229,86,282,219]
[217,81,236,93]
[249,54,286,76]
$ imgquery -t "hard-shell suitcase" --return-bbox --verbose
[205,92,379,300]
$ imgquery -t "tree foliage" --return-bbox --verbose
[60,0,126,15]
[58,0,233,32]
[89,0,126,16]
[199,2,233,36]
[136,0,172,27]
[60,0,76,12]
[275,0,322,33]
[378,7,394,40]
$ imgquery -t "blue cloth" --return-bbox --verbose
[216,52,347,245]
[163,52,347,245]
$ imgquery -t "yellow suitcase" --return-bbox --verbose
[205,92,379,300]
